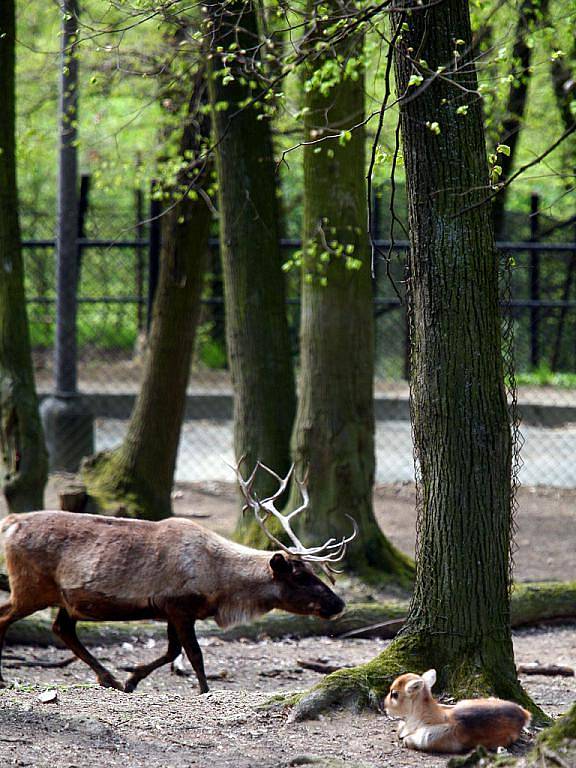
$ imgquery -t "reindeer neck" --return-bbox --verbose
[211,542,278,628]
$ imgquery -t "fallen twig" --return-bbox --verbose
[517,663,574,677]
[339,618,406,639]
[4,656,77,670]
[296,659,352,674]
[541,746,573,768]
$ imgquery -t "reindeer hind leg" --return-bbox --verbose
[0,598,35,687]
[52,608,124,691]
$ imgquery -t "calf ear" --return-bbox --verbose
[270,553,293,577]
[405,678,424,695]
[422,669,437,689]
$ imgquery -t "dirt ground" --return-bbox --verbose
[0,481,574,768]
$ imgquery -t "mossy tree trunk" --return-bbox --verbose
[81,71,212,520]
[286,0,413,584]
[0,0,48,512]
[205,0,296,546]
[291,0,544,723]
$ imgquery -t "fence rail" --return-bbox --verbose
[21,189,576,488]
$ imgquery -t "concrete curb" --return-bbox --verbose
[38,393,576,427]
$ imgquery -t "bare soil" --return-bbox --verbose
[0,481,574,768]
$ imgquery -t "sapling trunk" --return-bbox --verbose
[0,0,48,512]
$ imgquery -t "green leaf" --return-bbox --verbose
[408,73,424,88]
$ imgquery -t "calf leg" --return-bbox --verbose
[124,622,181,693]
[52,608,123,691]
[170,616,209,693]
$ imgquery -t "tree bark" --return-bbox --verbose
[81,73,212,520]
[0,0,48,512]
[290,0,544,723]
[205,0,296,545]
[550,43,576,136]
[285,0,413,584]
[492,0,550,239]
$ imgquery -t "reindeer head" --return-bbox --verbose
[267,553,345,619]
[233,458,356,619]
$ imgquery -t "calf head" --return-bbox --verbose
[385,669,437,719]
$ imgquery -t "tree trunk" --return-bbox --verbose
[550,43,576,136]
[286,0,413,584]
[205,0,296,545]
[492,0,550,239]
[0,0,48,512]
[81,73,212,520]
[549,42,576,371]
[290,0,544,723]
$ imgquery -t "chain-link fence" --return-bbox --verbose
[24,186,576,489]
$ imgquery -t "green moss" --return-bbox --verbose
[538,703,576,749]
[290,633,429,719]
[81,449,171,520]
[288,627,553,724]
[511,581,576,626]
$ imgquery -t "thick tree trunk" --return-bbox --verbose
[205,0,296,545]
[81,75,211,520]
[0,0,48,512]
[290,0,544,723]
[492,0,549,239]
[286,0,413,584]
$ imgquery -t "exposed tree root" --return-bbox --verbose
[289,633,551,725]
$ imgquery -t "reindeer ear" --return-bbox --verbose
[405,677,425,695]
[270,553,293,577]
[422,669,436,689]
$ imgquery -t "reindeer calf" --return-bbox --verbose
[385,669,531,753]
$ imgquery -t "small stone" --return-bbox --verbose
[37,689,58,704]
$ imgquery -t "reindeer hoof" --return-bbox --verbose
[99,674,124,692]
[124,677,139,694]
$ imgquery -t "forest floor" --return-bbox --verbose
[0,481,574,768]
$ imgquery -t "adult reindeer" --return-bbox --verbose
[0,460,355,693]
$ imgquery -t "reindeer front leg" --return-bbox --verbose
[168,612,209,693]
[124,621,182,693]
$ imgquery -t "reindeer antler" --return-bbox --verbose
[231,457,357,583]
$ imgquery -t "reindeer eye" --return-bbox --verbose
[390,691,399,700]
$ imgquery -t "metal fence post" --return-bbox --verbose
[41,0,94,473]
[76,172,90,283]
[530,193,541,370]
